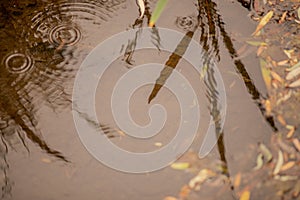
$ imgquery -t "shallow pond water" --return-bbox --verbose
[0,0,278,199]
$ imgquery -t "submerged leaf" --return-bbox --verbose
[273,150,284,175]
[286,67,300,80]
[252,11,274,36]
[260,59,272,91]
[280,161,295,172]
[149,0,168,27]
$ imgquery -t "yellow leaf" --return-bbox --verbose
[240,190,251,200]
[252,11,274,36]
[171,162,190,170]
[234,172,242,188]
[260,59,272,91]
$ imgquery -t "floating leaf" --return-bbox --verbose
[273,150,284,175]
[246,40,267,46]
[288,79,300,88]
[260,59,272,91]
[286,125,295,138]
[286,67,300,80]
[149,0,168,27]
[252,10,274,36]
[253,153,264,170]
[259,143,272,162]
[284,49,294,59]
[171,162,190,170]
[240,190,251,200]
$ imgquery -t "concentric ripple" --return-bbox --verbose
[30,0,126,45]
[49,24,81,46]
[175,16,198,31]
[3,53,34,74]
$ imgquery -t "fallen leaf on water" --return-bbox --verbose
[271,71,284,83]
[273,150,284,175]
[171,162,190,170]
[257,45,266,56]
[179,185,191,199]
[246,41,267,46]
[279,11,287,24]
[286,125,295,138]
[292,180,300,197]
[280,161,295,172]
[264,99,272,116]
[277,60,289,66]
[292,138,300,152]
[277,114,286,126]
[189,169,216,190]
[288,79,300,88]
[252,10,274,36]
[240,190,251,200]
[260,59,272,91]
[284,49,294,59]
[253,153,264,170]
[274,175,298,182]
[286,67,300,80]
[286,61,300,72]
[234,172,242,188]
[259,143,272,162]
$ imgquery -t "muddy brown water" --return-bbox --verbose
[0,0,276,199]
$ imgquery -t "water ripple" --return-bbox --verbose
[3,52,34,74]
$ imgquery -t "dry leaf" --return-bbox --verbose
[286,67,300,80]
[279,11,287,23]
[189,169,215,190]
[277,115,286,126]
[288,79,300,88]
[280,161,295,172]
[240,190,251,200]
[271,71,284,83]
[234,172,242,188]
[277,60,289,66]
[265,99,272,116]
[292,138,300,152]
[252,11,274,36]
[273,150,284,175]
[286,62,300,72]
[260,59,272,91]
[286,126,295,138]
[179,185,191,199]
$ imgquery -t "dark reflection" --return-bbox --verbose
[123,0,161,65]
